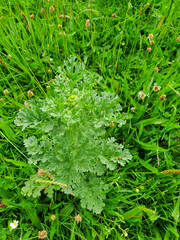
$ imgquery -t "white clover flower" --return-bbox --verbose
[124,232,128,237]
[153,86,161,92]
[10,220,19,229]
[138,91,146,99]
[147,33,154,40]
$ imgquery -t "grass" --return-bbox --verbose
[0,0,180,239]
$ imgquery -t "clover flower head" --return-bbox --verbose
[50,214,56,221]
[4,89,9,95]
[27,90,34,97]
[138,91,146,99]
[154,67,159,72]
[38,169,45,176]
[112,13,117,18]
[131,107,136,112]
[160,94,166,101]
[153,86,161,92]
[147,33,154,40]
[38,230,48,239]
[10,220,19,229]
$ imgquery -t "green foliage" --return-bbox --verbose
[15,56,132,214]
[0,0,180,239]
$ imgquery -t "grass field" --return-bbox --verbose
[0,0,180,239]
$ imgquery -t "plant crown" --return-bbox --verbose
[15,56,132,214]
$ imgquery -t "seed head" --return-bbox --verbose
[0,16,4,20]
[147,47,152,52]
[0,98,4,102]
[59,32,62,36]
[49,80,53,83]
[150,40,154,45]
[145,3,150,7]
[148,33,154,39]
[85,19,90,28]
[49,6,55,12]
[20,12,30,29]
[48,69,52,74]
[154,67,159,72]
[50,215,56,221]
[160,94,166,101]
[46,85,50,89]
[75,214,82,224]
[138,91,146,99]
[112,13,117,18]
[153,86,160,92]
[88,4,90,8]
[58,24,62,29]
[38,169,45,176]
[109,122,114,127]
[59,14,63,19]
[117,156,121,160]
[131,107,136,112]
[27,90,34,97]
[30,14,34,19]
[38,230,48,239]
[4,89,9,95]
[8,54,12,58]
[41,8,48,23]
[177,37,180,42]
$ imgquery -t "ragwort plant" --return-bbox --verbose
[15,56,132,214]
